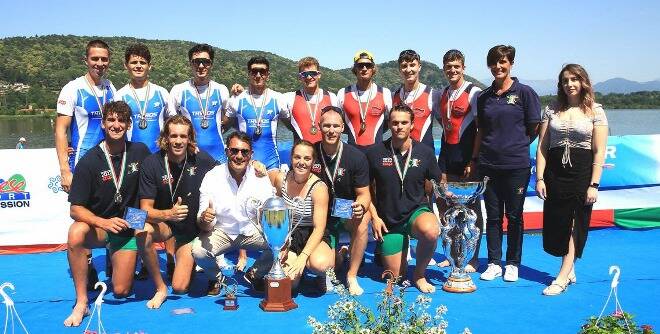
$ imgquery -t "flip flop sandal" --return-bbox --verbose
[542,279,569,296]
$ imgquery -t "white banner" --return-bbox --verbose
[0,148,72,246]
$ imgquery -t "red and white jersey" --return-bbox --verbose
[392,83,436,149]
[337,83,392,149]
[438,81,481,144]
[283,89,337,143]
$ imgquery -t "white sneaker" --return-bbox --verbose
[480,263,502,281]
[503,265,519,282]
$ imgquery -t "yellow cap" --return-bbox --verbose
[353,50,374,63]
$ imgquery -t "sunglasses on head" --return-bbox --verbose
[298,70,320,79]
[191,58,212,66]
[249,68,269,76]
[354,62,375,70]
[227,147,251,156]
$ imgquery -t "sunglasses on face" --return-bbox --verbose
[227,147,251,156]
[298,70,320,79]
[354,62,375,70]
[191,58,212,67]
[249,68,269,76]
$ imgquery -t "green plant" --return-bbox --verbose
[579,311,655,334]
[307,270,471,334]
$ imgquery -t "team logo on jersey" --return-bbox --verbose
[413,107,426,116]
[382,157,393,167]
[337,168,345,176]
[188,166,197,176]
[506,95,519,105]
[408,159,421,168]
[370,105,383,116]
[101,170,113,182]
[266,109,274,115]
[161,175,172,185]
[154,102,161,108]
[312,163,322,173]
[127,162,140,174]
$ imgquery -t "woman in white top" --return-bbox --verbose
[535,64,608,295]
[275,140,334,290]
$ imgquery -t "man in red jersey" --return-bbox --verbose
[284,57,338,144]
[337,50,392,152]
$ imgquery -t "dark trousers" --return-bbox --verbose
[480,166,530,266]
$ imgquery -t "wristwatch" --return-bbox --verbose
[589,182,600,189]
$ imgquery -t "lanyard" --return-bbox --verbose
[445,81,468,131]
[319,142,343,195]
[164,153,187,204]
[399,83,421,107]
[129,82,151,129]
[390,140,412,193]
[191,80,212,120]
[302,88,321,133]
[355,83,373,128]
[100,141,127,203]
[84,76,107,112]
[248,88,269,131]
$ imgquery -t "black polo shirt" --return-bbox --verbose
[138,149,216,236]
[476,77,541,170]
[312,142,370,205]
[69,141,151,237]
[366,138,440,228]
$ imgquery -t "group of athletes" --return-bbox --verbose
[56,39,547,327]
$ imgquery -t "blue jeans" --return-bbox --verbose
[480,166,530,267]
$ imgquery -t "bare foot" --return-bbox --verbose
[347,276,364,296]
[63,303,89,327]
[438,259,450,268]
[413,276,436,293]
[146,289,168,309]
[465,261,478,273]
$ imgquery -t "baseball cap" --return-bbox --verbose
[19,137,26,142]
[353,50,374,64]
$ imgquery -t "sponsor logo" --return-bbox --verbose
[370,105,383,115]
[311,163,322,173]
[48,175,63,194]
[58,100,67,105]
[127,162,139,174]
[154,102,161,108]
[337,168,346,176]
[0,174,31,209]
[211,101,218,107]
[100,170,113,182]
[409,159,420,168]
[188,166,197,176]
[161,175,172,185]
[382,157,393,167]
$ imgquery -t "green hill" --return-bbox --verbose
[0,35,484,112]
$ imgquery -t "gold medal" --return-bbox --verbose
[310,125,318,135]
[360,121,366,133]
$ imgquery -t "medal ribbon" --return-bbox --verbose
[84,76,107,113]
[355,83,373,127]
[191,80,212,123]
[129,82,151,125]
[164,153,188,204]
[390,140,412,193]
[319,141,344,195]
[100,141,127,200]
[445,81,468,131]
[399,82,421,108]
[302,88,321,130]
[248,88,269,131]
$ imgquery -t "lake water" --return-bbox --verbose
[1,109,659,149]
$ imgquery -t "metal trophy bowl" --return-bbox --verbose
[254,196,298,312]
[433,177,489,293]
[220,265,239,310]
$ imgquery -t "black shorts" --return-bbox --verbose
[288,226,331,255]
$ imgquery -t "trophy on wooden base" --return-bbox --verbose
[220,265,239,310]
[433,177,488,293]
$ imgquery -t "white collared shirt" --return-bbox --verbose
[197,164,274,239]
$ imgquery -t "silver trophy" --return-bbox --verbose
[433,177,489,293]
[246,196,302,311]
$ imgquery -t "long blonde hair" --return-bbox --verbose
[556,64,596,115]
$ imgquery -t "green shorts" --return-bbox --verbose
[379,206,432,256]
[328,217,350,249]
[106,233,137,252]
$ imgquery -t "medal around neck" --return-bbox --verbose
[331,198,353,219]
[360,121,366,133]
[310,125,318,135]
[123,207,147,230]
[432,177,489,293]
[255,125,262,136]
[138,118,148,130]
[200,118,209,129]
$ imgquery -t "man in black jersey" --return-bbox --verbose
[137,115,216,308]
[311,106,371,295]
[64,101,150,326]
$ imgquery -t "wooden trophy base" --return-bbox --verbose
[443,275,477,293]
[259,276,298,312]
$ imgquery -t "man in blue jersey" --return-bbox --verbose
[170,44,230,164]
[55,39,117,291]
[224,56,289,184]
[116,43,178,281]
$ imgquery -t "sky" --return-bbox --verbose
[1,0,659,84]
